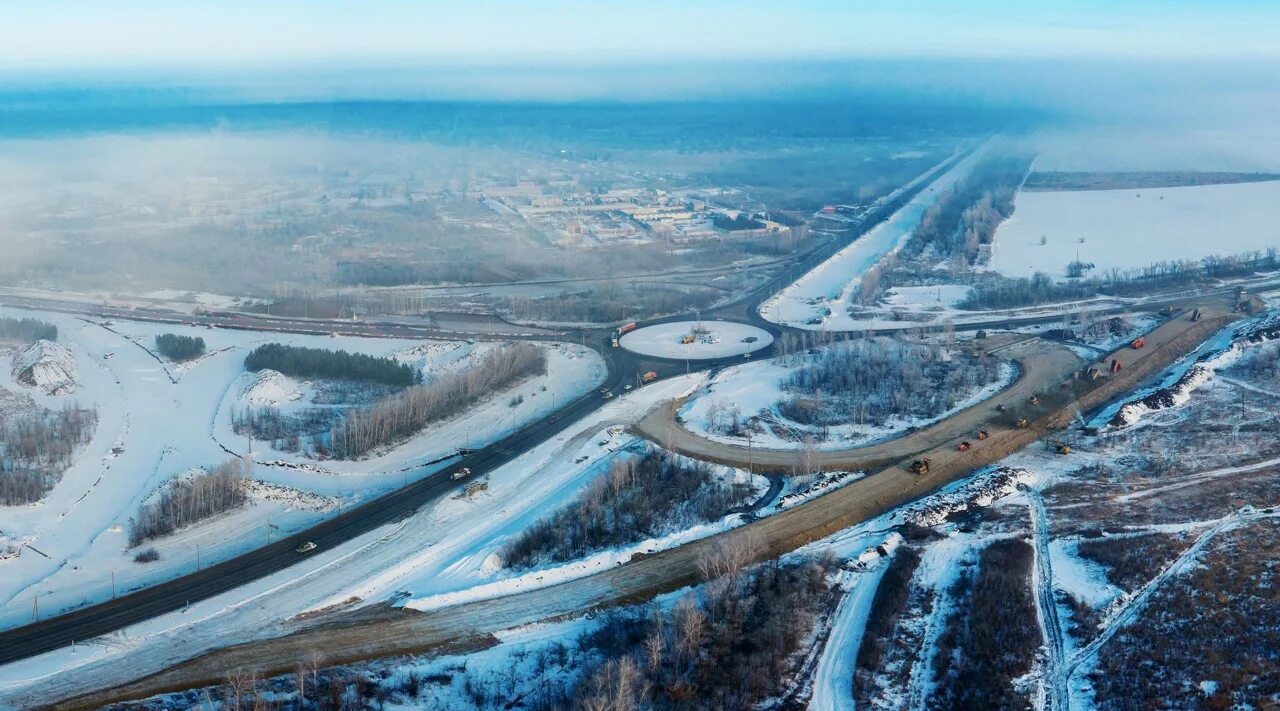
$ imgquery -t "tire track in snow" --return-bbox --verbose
[1027,489,1067,711]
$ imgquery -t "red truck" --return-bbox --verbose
[641,371,658,384]
[612,322,639,347]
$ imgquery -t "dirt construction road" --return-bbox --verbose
[46,304,1239,710]
[638,333,1081,473]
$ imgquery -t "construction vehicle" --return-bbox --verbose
[909,458,931,475]
[958,441,972,452]
[1130,337,1146,349]
[977,429,990,440]
[1191,308,1202,322]
[641,371,658,384]
[996,403,1008,412]
[681,334,696,344]
[1029,395,1040,405]
[1110,358,1122,374]
[1047,440,1072,455]
[451,467,471,481]
[1016,418,1030,429]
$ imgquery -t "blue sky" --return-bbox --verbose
[3,1,1279,69]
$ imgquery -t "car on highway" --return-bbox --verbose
[603,391,614,399]
[295,541,317,554]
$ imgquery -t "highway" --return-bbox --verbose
[0,141,1266,688]
[45,299,1242,711]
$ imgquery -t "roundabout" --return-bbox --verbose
[618,320,773,360]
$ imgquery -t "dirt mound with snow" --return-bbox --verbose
[11,340,79,395]
[238,369,305,406]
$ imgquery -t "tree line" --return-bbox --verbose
[129,459,248,546]
[155,333,206,361]
[500,451,754,569]
[962,249,1280,310]
[244,343,420,387]
[0,402,98,505]
[0,317,57,344]
[906,153,1032,265]
[326,343,545,459]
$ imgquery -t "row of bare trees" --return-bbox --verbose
[129,459,248,545]
[0,402,98,505]
[328,343,545,459]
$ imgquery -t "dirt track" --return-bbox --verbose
[48,303,1239,711]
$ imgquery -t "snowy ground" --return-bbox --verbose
[619,320,772,360]
[760,147,987,330]
[0,307,602,632]
[677,349,1015,451]
[0,374,705,707]
[991,180,1280,280]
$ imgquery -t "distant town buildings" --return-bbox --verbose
[471,174,804,247]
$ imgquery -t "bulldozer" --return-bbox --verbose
[909,458,931,475]
[1047,440,1072,455]
[958,441,972,452]
[977,429,990,440]
[1029,394,1041,405]
[1016,417,1030,429]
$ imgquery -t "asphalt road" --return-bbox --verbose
[0,142,1264,674]
[49,302,1242,711]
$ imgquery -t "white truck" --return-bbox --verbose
[451,467,471,481]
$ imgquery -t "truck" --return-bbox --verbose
[612,322,638,348]
[641,371,658,384]
[1130,337,1146,349]
[451,467,471,481]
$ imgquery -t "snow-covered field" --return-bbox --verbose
[0,373,704,707]
[678,350,1015,451]
[760,147,987,330]
[991,180,1280,280]
[0,307,603,632]
[619,320,772,360]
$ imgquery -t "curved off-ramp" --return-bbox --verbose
[638,335,1081,474]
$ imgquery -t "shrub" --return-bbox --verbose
[133,548,160,563]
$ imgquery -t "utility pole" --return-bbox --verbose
[32,594,38,622]
[111,570,116,600]
[196,543,201,571]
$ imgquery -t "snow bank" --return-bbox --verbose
[1108,310,1279,428]
[10,340,79,395]
[903,467,1035,527]
[237,369,304,407]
